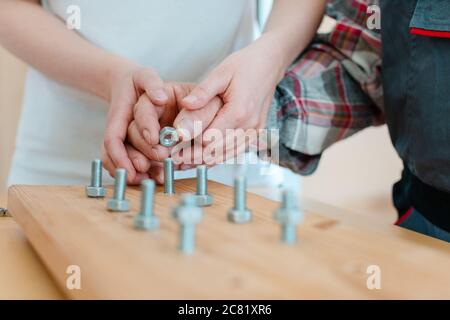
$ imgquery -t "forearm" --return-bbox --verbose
[0,0,135,101]
[262,0,327,77]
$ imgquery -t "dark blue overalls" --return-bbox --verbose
[381,0,450,241]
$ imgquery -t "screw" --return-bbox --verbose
[172,194,203,254]
[159,126,179,147]
[164,158,175,195]
[0,208,8,216]
[107,168,130,212]
[193,165,213,206]
[85,159,107,198]
[134,179,159,230]
[227,176,252,224]
[274,189,303,244]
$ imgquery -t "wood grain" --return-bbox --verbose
[0,217,62,299]
[8,179,450,299]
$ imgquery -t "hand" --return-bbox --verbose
[125,82,223,184]
[102,64,170,184]
[178,35,286,149]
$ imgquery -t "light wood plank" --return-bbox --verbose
[8,179,450,299]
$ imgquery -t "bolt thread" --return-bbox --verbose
[164,158,175,194]
[113,168,127,200]
[179,224,195,254]
[196,165,207,195]
[234,176,246,210]
[91,159,102,188]
[140,179,155,217]
[282,224,297,244]
[282,189,296,209]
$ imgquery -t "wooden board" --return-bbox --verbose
[7,179,450,299]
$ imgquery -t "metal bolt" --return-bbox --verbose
[85,159,107,198]
[107,168,130,212]
[227,176,252,224]
[193,165,213,206]
[274,189,303,244]
[172,194,203,254]
[164,158,175,195]
[134,179,159,230]
[0,208,8,217]
[159,126,179,147]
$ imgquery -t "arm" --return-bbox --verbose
[266,1,385,175]
[175,0,328,141]
[0,0,126,100]
[0,0,169,183]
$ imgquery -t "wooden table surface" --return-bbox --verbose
[4,180,450,299]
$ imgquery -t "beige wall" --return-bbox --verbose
[0,48,26,197]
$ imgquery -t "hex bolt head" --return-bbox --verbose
[107,168,130,212]
[159,127,179,147]
[172,194,203,254]
[274,189,303,244]
[164,158,175,195]
[227,176,252,224]
[193,165,213,206]
[134,179,159,230]
[85,159,107,198]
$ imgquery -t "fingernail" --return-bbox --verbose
[183,95,197,105]
[133,158,142,172]
[143,129,152,144]
[176,119,194,140]
[152,148,160,161]
[153,89,168,101]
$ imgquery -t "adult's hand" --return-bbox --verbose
[129,83,223,184]
[102,64,169,184]
[179,35,286,141]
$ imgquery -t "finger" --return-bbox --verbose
[133,68,169,105]
[127,121,160,161]
[148,161,164,185]
[131,172,151,186]
[125,144,151,173]
[174,96,222,141]
[103,136,136,183]
[181,68,231,110]
[104,98,136,183]
[102,145,116,178]
[133,94,161,145]
[151,144,171,161]
[203,129,256,165]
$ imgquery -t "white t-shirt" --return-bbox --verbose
[8,0,258,185]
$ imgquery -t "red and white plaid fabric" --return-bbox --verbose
[268,0,384,174]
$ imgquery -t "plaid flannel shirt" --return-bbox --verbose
[267,0,384,175]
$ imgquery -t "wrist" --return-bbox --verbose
[258,31,307,80]
[104,55,139,102]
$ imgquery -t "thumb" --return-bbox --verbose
[181,68,230,110]
[174,96,222,141]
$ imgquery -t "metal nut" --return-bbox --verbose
[107,198,130,212]
[159,127,179,147]
[227,208,252,224]
[86,186,107,198]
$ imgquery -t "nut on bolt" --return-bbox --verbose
[227,176,252,224]
[134,179,159,230]
[274,189,303,244]
[159,127,179,147]
[86,159,107,198]
[193,165,213,206]
[172,194,203,254]
[107,168,130,212]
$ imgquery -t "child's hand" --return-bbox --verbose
[127,83,223,184]
[102,65,169,183]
